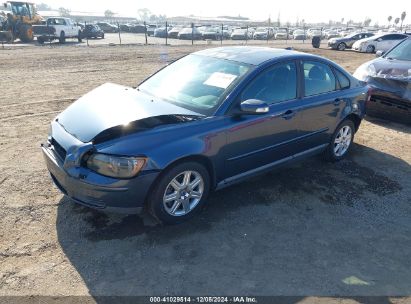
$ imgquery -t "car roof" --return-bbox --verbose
[194,46,305,65]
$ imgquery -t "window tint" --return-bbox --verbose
[303,61,336,96]
[241,62,297,104]
[334,69,350,89]
[382,34,396,40]
[392,34,406,40]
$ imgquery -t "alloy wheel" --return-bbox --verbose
[333,126,352,157]
[163,170,204,216]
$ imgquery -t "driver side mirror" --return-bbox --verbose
[376,50,385,57]
[240,99,269,114]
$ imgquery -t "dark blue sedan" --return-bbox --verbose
[42,47,369,224]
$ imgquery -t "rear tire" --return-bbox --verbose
[148,162,210,225]
[59,31,66,44]
[323,119,355,162]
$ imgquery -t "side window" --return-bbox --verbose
[392,34,406,40]
[382,35,394,40]
[334,69,350,89]
[303,61,336,96]
[241,62,297,105]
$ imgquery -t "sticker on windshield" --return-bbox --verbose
[204,72,238,89]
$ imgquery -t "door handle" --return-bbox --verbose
[281,110,296,120]
[334,98,342,106]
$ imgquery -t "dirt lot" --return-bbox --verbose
[0,44,411,301]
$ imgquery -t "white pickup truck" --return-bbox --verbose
[33,17,82,44]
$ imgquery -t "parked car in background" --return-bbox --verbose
[146,24,157,36]
[33,17,82,44]
[253,27,272,40]
[42,46,368,224]
[293,29,306,40]
[308,29,322,38]
[328,32,374,51]
[325,30,340,39]
[129,24,146,33]
[154,27,168,38]
[352,33,408,53]
[81,24,104,39]
[201,27,221,40]
[96,22,118,33]
[178,27,202,40]
[275,28,289,39]
[354,38,411,124]
[231,28,250,40]
[119,23,131,32]
[168,27,182,38]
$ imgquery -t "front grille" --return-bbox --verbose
[51,138,67,160]
[370,95,411,111]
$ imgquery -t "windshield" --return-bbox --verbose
[385,38,411,61]
[138,54,251,115]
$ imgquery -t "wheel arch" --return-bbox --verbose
[145,154,217,208]
[344,113,362,132]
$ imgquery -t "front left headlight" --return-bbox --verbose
[85,153,146,178]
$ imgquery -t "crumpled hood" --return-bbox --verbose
[366,58,411,99]
[56,83,201,143]
[372,58,411,80]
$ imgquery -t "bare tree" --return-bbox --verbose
[387,15,392,27]
[138,8,151,22]
[400,11,406,30]
[104,10,115,19]
[363,17,372,27]
[58,7,71,17]
[37,3,51,10]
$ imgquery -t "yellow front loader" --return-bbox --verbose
[0,1,43,43]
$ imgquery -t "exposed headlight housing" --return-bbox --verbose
[85,153,146,178]
[353,63,377,81]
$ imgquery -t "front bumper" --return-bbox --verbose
[367,85,411,124]
[328,41,338,48]
[41,137,159,214]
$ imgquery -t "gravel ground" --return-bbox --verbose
[0,43,410,301]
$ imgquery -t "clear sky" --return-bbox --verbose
[38,0,409,25]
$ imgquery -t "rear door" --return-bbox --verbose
[294,60,345,151]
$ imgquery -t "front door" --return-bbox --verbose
[224,61,303,178]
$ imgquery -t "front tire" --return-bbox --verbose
[366,45,375,53]
[323,120,355,162]
[337,42,346,51]
[148,162,210,225]
[18,24,34,42]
